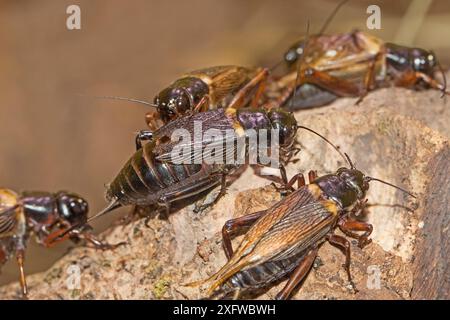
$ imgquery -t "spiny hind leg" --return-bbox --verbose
[299,67,363,97]
[275,246,319,300]
[222,210,267,260]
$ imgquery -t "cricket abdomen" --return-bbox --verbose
[106,143,202,206]
[222,249,309,295]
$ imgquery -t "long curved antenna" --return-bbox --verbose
[344,152,355,169]
[290,20,310,110]
[297,125,351,167]
[269,59,285,72]
[318,0,349,35]
[78,94,158,108]
[366,177,416,198]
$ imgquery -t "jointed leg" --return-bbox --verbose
[69,229,127,250]
[193,95,210,113]
[42,227,126,250]
[327,233,357,292]
[275,247,319,300]
[16,249,28,298]
[298,67,363,97]
[271,169,316,195]
[356,52,382,104]
[193,174,228,213]
[157,196,171,218]
[228,68,269,109]
[308,170,317,183]
[415,72,449,96]
[222,210,267,259]
[0,247,7,265]
[338,218,373,248]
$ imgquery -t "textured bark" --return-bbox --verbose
[0,87,449,300]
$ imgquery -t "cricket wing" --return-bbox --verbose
[0,205,20,236]
[153,109,239,164]
[206,185,336,294]
[0,189,21,237]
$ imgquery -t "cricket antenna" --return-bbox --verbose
[269,59,285,72]
[290,20,310,110]
[344,152,355,169]
[78,94,158,108]
[297,125,351,167]
[318,0,349,35]
[365,177,417,198]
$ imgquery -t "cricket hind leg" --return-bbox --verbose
[222,210,267,260]
[298,67,364,98]
[275,246,319,300]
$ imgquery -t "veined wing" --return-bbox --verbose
[153,109,250,164]
[154,132,244,164]
[0,188,20,236]
[205,184,339,294]
[0,205,20,236]
[307,32,384,73]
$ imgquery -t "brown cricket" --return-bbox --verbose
[187,151,416,300]
[268,0,449,110]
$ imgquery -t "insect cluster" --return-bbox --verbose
[2,1,446,300]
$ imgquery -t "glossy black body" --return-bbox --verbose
[155,77,210,123]
[106,107,298,211]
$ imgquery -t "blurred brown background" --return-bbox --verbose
[0,0,449,286]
